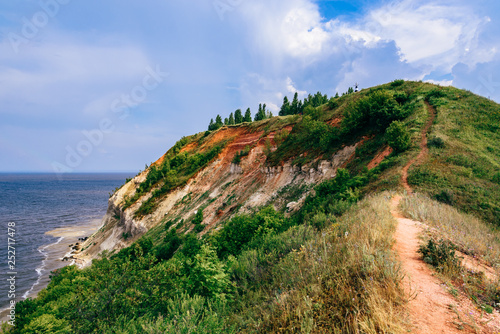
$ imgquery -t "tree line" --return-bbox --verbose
[208,88,356,131]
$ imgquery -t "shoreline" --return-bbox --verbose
[46,218,103,268]
[0,218,103,322]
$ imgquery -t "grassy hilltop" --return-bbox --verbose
[4,81,500,333]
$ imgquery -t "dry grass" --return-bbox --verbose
[399,193,500,313]
[399,193,500,270]
[232,192,408,333]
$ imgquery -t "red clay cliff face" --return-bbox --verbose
[76,123,359,264]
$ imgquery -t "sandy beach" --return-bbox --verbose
[0,218,103,322]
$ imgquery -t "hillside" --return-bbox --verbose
[5,81,500,333]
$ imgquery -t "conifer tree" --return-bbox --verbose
[254,104,261,121]
[255,103,267,121]
[208,118,215,131]
[234,109,243,124]
[255,104,262,121]
[215,115,223,129]
[279,96,290,116]
[244,108,252,122]
[291,92,299,115]
[228,112,235,125]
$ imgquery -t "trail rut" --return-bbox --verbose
[401,101,435,194]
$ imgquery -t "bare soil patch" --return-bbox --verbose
[367,146,393,169]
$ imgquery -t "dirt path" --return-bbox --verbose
[401,101,436,194]
[392,197,500,333]
[391,196,467,333]
[392,102,500,333]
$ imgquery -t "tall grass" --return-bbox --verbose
[399,194,500,270]
[228,193,407,333]
[399,194,500,311]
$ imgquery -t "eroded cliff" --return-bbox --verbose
[75,120,357,265]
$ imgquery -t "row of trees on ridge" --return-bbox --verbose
[208,88,356,131]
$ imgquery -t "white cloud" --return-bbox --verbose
[266,102,280,113]
[234,0,494,101]
[280,4,330,57]
[238,74,311,114]
[425,79,453,86]
[367,0,491,69]
[286,77,307,97]
[239,0,332,64]
[336,25,381,46]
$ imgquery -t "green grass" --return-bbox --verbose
[406,86,500,225]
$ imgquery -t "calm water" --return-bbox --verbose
[0,173,133,313]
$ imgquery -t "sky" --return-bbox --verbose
[0,0,499,173]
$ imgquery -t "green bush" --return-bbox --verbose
[187,245,232,301]
[180,234,202,258]
[156,231,182,261]
[386,120,411,152]
[492,172,500,185]
[394,91,409,105]
[193,209,203,225]
[428,136,445,148]
[215,206,287,258]
[298,169,365,226]
[328,97,339,109]
[342,90,405,133]
[310,212,336,230]
[194,224,205,233]
[434,190,454,205]
[232,145,251,164]
[391,79,405,87]
[418,239,459,271]
[303,105,321,120]
[23,314,72,334]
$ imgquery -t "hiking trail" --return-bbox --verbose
[391,102,500,333]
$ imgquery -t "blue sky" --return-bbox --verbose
[0,0,499,173]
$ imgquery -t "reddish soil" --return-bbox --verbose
[367,146,393,169]
[179,141,198,154]
[327,117,341,127]
[187,125,292,232]
[458,252,499,282]
[391,197,500,333]
[401,101,436,194]
[152,152,168,166]
[152,141,198,166]
[226,132,265,154]
[200,126,249,151]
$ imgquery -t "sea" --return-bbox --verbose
[0,173,133,319]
